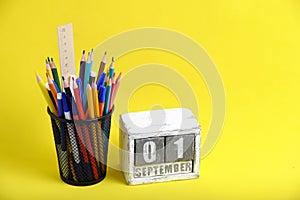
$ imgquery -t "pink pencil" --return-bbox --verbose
[108,75,116,111]
[109,72,122,111]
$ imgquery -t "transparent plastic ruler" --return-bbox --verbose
[57,23,76,78]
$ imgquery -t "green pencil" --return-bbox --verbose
[50,57,61,92]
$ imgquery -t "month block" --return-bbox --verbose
[119,108,201,185]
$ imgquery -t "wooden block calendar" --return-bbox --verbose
[119,108,201,185]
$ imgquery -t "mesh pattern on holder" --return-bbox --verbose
[48,107,113,186]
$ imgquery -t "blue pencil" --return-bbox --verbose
[103,79,112,115]
[53,80,60,94]
[82,52,92,110]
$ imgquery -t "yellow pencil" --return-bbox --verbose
[45,59,53,80]
[86,84,95,118]
[35,72,57,115]
[92,81,102,167]
[92,82,100,117]
[87,83,99,166]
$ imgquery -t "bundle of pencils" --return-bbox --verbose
[36,50,122,120]
[36,50,121,184]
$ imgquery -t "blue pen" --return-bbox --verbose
[98,85,106,116]
[96,73,106,90]
[62,92,80,164]
[57,93,67,151]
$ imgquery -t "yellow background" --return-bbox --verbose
[0,0,299,199]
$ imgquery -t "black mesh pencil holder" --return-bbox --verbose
[47,106,113,186]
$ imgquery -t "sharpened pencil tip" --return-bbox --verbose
[51,57,54,62]
[83,50,85,54]
[35,72,41,82]
[62,76,65,81]
[87,84,91,90]
[112,57,114,62]
[101,51,107,63]
[47,75,52,83]
[87,52,91,62]
[47,57,50,62]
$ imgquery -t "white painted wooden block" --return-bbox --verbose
[119,108,201,185]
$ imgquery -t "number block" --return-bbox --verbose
[135,137,165,166]
[119,108,201,185]
[165,135,194,162]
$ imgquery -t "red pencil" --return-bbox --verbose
[72,99,89,164]
[73,78,85,120]
[73,78,99,179]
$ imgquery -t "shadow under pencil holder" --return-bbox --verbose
[47,106,114,186]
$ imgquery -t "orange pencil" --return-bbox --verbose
[47,75,58,108]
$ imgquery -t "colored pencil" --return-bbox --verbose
[75,78,83,101]
[36,73,57,115]
[82,52,92,110]
[46,59,53,80]
[96,52,107,82]
[73,78,85,120]
[103,78,112,115]
[109,75,116,111]
[47,75,58,108]
[71,98,89,163]
[92,82,100,117]
[50,58,61,92]
[111,72,122,110]
[45,82,56,110]
[79,50,86,87]
[89,71,96,86]
[86,84,95,119]
[109,57,114,79]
